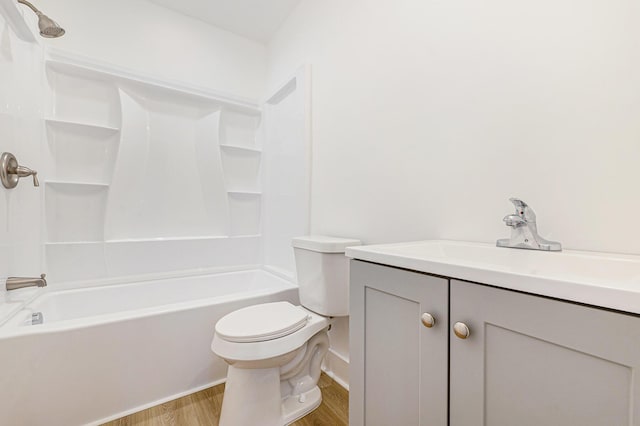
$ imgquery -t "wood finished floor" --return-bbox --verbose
[102,373,348,426]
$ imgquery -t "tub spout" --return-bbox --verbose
[6,273,47,291]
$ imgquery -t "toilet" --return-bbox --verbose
[211,235,360,426]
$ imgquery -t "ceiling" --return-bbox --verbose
[147,0,300,43]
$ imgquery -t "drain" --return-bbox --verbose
[31,312,44,325]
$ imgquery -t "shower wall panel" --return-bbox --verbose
[105,88,228,240]
[0,18,43,312]
[42,51,264,284]
[261,67,311,277]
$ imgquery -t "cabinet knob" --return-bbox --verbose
[421,313,435,328]
[453,322,470,339]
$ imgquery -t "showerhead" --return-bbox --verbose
[36,11,65,38]
[17,0,65,38]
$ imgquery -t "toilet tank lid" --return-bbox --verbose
[292,235,361,253]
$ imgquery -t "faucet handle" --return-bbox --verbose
[509,198,528,209]
[508,198,536,222]
[15,165,39,187]
[0,152,40,188]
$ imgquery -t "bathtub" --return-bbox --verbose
[0,268,299,426]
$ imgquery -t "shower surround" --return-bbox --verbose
[0,9,311,424]
[43,50,264,283]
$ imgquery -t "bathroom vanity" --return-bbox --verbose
[347,240,640,426]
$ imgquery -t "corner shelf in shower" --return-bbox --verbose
[45,118,120,133]
[46,60,122,131]
[45,120,119,185]
[227,190,262,195]
[45,241,104,245]
[45,180,110,188]
[220,147,261,193]
[220,144,262,153]
[219,108,261,148]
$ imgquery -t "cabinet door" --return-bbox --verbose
[450,279,640,426]
[350,261,448,426]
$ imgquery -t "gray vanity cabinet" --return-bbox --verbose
[450,279,640,426]
[350,260,449,426]
[350,260,640,426]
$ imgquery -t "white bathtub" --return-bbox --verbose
[0,269,299,426]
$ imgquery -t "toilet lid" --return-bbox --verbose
[215,302,311,343]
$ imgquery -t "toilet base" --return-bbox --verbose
[282,385,322,425]
[217,330,330,426]
[218,365,323,426]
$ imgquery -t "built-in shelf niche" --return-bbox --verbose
[221,148,261,192]
[45,182,108,243]
[219,108,261,149]
[45,119,119,185]
[46,61,121,129]
[218,107,262,235]
[228,192,262,236]
[220,144,262,153]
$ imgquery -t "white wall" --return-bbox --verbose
[268,0,640,384]
[42,0,266,100]
[268,0,640,256]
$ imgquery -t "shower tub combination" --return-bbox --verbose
[0,40,311,425]
[0,269,298,426]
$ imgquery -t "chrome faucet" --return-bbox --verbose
[497,198,561,251]
[6,274,47,291]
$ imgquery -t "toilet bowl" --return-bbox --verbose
[212,302,331,425]
[211,236,360,426]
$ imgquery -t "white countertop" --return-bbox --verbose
[346,240,640,315]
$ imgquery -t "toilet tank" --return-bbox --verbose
[292,236,361,317]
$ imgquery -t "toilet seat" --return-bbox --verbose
[215,302,310,343]
[212,305,331,362]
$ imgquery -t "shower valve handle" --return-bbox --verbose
[0,152,40,188]
[14,165,39,187]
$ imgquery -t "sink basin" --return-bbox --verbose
[346,240,640,314]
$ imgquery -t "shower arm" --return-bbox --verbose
[17,0,41,15]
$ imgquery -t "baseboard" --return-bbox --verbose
[322,348,349,391]
[88,378,226,426]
